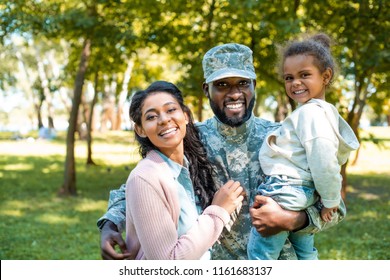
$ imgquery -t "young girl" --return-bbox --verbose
[125,81,244,259]
[248,34,359,260]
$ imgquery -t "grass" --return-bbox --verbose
[0,131,139,260]
[0,128,389,260]
[314,126,390,260]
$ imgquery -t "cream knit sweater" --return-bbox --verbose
[259,99,359,208]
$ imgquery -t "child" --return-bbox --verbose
[247,33,360,260]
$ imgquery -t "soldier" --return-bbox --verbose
[98,43,346,260]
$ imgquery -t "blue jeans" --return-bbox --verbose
[248,228,318,260]
[248,175,319,260]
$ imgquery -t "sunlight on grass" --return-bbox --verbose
[0,140,64,156]
[321,249,348,260]
[36,213,79,224]
[2,163,34,171]
[42,163,62,173]
[361,211,379,219]
[2,200,30,209]
[358,192,380,200]
[79,144,141,166]
[348,141,390,175]
[75,200,108,212]
[0,209,23,217]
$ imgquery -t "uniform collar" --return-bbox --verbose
[212,114,254,143]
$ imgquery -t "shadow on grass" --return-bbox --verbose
[315,172,390,260]
[0,154,135,259]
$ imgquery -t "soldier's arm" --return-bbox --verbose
[97,184,127,231]
[250,195,345,236]
[250,195,308,236]
[97,184,129,259]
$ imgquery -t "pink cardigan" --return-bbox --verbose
[125,150,230,260]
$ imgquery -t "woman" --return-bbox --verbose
[126,81,244,259]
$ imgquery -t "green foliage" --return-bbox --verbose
[2,0,388,122]
[302,0,390,127]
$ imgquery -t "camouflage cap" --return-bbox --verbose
[202,43,256,83]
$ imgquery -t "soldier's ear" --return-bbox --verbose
[202,83,210,98]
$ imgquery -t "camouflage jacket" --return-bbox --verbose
[97,115,346,259]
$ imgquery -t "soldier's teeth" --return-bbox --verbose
[226,103,243,109]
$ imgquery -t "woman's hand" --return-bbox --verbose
[211,180,245,214]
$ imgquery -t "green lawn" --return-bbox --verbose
[0,128,389,260]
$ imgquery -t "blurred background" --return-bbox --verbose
[0,0,389,259]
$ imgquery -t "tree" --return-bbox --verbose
[61,38,91,195]
[54,0,168,195]
[1,0,388,198]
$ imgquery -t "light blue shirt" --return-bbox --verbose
[156,151,211,260]
[156,151,200,237]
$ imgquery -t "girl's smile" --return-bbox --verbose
[283,54,331,104]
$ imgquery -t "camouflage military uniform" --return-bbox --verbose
[197,115,286,259]
[196,115,346,260]
[97,114,346,259]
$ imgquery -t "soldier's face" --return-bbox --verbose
[203,77,256,127]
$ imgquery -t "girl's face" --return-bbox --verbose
[135,92,188,160]
[283,54,332,104]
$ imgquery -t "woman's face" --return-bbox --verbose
[135,92,188,159]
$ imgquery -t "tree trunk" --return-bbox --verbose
[274,92,289,122]
[115,59,134,130]
[35,43,56,130]
[59,38,91,196]
[78,89,90,141]
[196,0,215,123]
[36,102,44,129]
[14,50,43,130]
[100,95,116,131]
[100,75,117,131]
[86,71,99,165]
[197,95,203,122]
[351,145,361,166]
[341,76,366,199]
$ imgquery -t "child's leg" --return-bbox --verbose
[247,227,288,260]
[288,232,318,260]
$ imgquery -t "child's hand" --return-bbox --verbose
[321,206,338,222]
